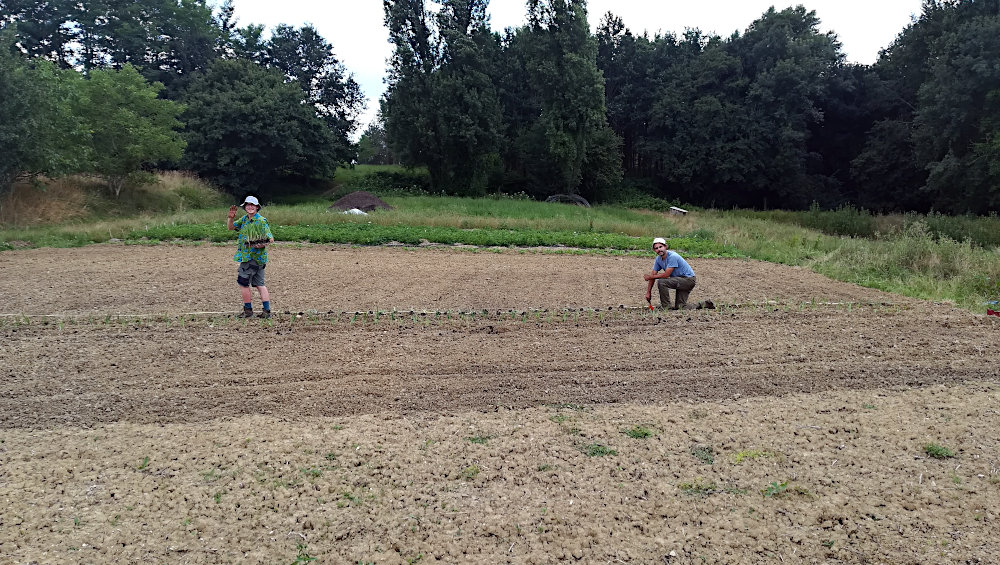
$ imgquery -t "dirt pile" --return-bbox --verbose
[328,190,393,212]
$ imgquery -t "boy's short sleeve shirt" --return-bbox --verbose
[233,213,273,264]
[652,251,695,277]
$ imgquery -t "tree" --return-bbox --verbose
[181,59,341,194]
[0,31,88,197]
[74,64,186,196]
[504,0,621,199]
[1,0,77,66]
[264,24,365,165]
[724,6,844,208]
[382,0,504,195]
[596,13,654,176]
[854,0,1000,213]
[357,118,399,165]
[3,0,221,94]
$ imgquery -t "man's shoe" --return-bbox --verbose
[257,310,272,319]
[703,299,715,309]
[238,308,254,318]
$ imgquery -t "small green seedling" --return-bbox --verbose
[924,443,956,459]
[624,425,653,439]
[690,445,715,465]
[582,443,617,457]
[762,480,789,497]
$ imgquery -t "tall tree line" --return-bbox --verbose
[381,0,1000,213]
[4,0,998,212]
[0,0,365,197]
[381,0,620,200]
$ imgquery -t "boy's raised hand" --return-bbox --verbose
[228,205,238,220]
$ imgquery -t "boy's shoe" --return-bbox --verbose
[238,308,254,318]
[257,310,272,319]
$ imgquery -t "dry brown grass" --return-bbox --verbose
[0,172,227,230]
[0,176,102,228]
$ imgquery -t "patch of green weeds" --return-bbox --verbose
[624,425,654,439]
[213,491,224,503]
[862,403,877,410]
[688,408,709,419]
[924,443,956,459]
[324,452,337,461]
[537,463,553,471]
[822,540,835,548]
[465,434,491,445]
[201,468,222,482]
[550,413,569,424]
[460,465,480,479]
[689,445,715,464]
[137,456,150,470]
[582,443,617,457]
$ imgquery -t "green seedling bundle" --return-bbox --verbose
[242,220,267,247]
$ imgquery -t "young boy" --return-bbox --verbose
[227,195,274,318]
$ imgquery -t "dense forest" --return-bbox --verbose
[2,0,998,213]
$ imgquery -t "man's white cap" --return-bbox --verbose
[652,237,667,249]
[242,196,260,206]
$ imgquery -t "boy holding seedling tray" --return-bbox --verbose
[227,195,274,318]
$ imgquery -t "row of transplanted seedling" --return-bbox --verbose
[0,300,911,330]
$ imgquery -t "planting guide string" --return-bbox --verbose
[0,300,913,323]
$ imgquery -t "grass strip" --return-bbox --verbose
[125,222,740,257]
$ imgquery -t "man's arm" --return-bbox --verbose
[644,270,658,301]
[227,205,238,231]
[643,267,674,281]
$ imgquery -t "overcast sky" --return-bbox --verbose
[230,0,923,133]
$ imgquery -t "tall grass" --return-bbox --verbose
[0,172,227,230]
[697,212,1000,309]
[736,203,1000,248]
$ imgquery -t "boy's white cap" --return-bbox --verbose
[652,237,667,248]
[242,196,260,206]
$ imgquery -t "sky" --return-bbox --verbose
[230,0,923,134]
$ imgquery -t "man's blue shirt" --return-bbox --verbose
[653,251,695,277]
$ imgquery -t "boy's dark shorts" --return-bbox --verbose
[237,260,266,287]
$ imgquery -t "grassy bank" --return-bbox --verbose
[2,176,998,311]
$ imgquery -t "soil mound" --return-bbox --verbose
[329,191,393,212]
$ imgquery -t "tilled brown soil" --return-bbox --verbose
[1,244,999,564]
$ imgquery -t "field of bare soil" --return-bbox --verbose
[1,243,998,564]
